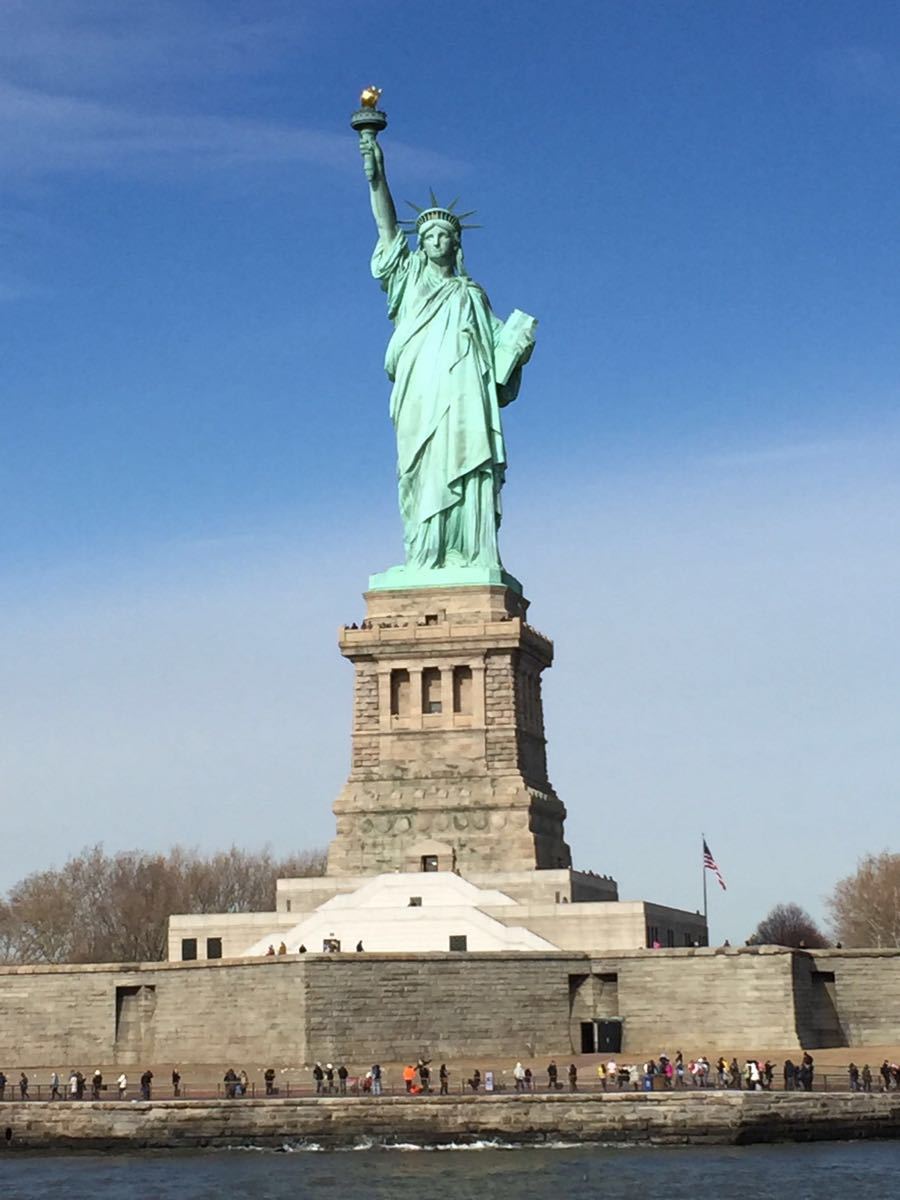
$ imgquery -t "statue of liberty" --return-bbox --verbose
[354,93,537,589]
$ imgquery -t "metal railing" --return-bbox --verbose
[2,1073,896,1102]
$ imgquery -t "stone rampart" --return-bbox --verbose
[612,948,800,1047]
[799,950,900,1045]
[2,947,899,1069]
[0,953,584,1067]
[2,1092,900,1152]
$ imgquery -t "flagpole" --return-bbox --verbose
[702,832,708,923]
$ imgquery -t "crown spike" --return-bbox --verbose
[409,192,478,237]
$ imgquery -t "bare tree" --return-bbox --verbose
[0,900,21,964]
[1,843,326,965]
[827,851,900,948]
[749,902,830,948]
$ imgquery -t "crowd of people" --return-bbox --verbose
[849,1061,900,1092]
[586,1051,814,1091]
[0,1067,162,1102]
[3,1054,900,1102]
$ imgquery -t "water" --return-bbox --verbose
[2,1142,900,1199]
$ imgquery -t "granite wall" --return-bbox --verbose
[3,1092,900,1152]
[2,947,899,1070]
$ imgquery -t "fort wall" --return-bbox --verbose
[2,947,900,1069]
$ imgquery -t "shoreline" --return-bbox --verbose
[2,1092,900,1153]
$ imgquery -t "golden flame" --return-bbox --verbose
[360,86,382,109]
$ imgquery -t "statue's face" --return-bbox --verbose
[420,223,458,267]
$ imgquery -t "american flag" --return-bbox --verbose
[703,839,727,891]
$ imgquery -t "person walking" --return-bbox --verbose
[312,1063,324,1095]
[800,1052,815,1092]
[338,1064,349,1095]
[568,1063,578,1093]
[264,1068,276,1096]
[371,1063,383,1096]
[171,1068,181,1098]
[513,1061,526,1093]
[439,1063,449,1095]
[91,1069,103,1100]
[139,1069,153,1101]
[19,1072,29,1100]
[49,1071,61,1101]
[117,1072,127,1100]
[417,1060,431,1092]
[547,1060,558,1091]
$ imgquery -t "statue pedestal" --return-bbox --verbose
[327,584,571,876]
[369,563,523,595]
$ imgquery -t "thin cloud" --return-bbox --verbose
[701,436,867,468]
[0,5,465,184]
[0,81,345,177]
[0,80,466,183]
[0,0,304,93]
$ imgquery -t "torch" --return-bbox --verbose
[351,86,387,182]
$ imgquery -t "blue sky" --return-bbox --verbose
[2,0,898,942]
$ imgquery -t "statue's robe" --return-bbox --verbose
[372,230,522,569]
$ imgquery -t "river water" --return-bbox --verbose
[3,1141,900,1198]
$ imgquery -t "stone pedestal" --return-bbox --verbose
[327,584,571,876]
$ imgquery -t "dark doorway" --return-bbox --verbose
[596,1019,623,1053]
[580,1022,596,1053]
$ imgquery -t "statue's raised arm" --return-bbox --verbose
[361,135,397,244]
[351,88,397,244]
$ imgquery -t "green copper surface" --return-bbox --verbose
[355,111,536,589]
[368,563,523,594]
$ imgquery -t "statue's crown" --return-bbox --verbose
[416,207,462,235]
[402,191,480,237]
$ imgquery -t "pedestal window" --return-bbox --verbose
[422,667,442,713]
[453,665,473,714]
[390,668,410,716]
